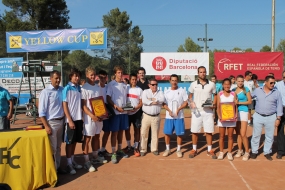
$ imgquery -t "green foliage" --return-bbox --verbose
[276,39,285,52]
[244,48,254,52]
[1,0,71,60]
[260,45,271,52]
[102,8,144,75]
[177,37,202,52]
[209,49,227,77]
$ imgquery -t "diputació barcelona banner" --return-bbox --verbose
[141,52,209,75]
[6,28,108,52]
[214,52,284,80]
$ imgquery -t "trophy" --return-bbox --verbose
[202,98,213,107]
[188,99,200,117]
[123,101,134,111]
[172,100,178,117]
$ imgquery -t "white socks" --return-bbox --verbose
[193,145,197,150]
[208,145,212,152]
[177,145,181,151]
[127,141,131,147]
[166,144,170,150]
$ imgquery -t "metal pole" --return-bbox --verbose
[128,27,131,75]
[271,0,275,52]
[60,50,63,86]
[205,23,207,52]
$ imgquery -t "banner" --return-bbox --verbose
[6,28,107,52]
[157,82,191,93]
[141,52,209,75]
[214,52,284,80]
[0,130,57,189]
[0,57,23,78]
[155,75,171,81]
[181,75,196,81]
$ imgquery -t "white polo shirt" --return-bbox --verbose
[81,82,104,128]
[189,79,216,110]
[244,80,254,92]
[142,89,165,115]
[127,86,143,115]
[107,80,128,115]
[63,82,82,122]
[164,87,188,119]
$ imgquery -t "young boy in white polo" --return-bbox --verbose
[123,73,143,156]
[81,67,107,172]
[63,67,83,175]
[163,74,188,158]
[107,65,129,164]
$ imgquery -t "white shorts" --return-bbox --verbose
[237,111,248,122]
[83,121,103,136]
[191,109,214,133]
[217,120,236,127]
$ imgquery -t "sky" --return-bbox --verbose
[0,0,285,52]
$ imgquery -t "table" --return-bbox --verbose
[0,129,57,190]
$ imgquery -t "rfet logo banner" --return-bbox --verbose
[6,28,108,52]
[214,52,284,80]
[141,52,209,75]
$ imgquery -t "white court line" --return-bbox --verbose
[229,161,252,190]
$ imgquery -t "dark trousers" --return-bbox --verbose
[277,113,285,155]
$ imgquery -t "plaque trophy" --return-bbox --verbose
[123,101,134,111]
[219,102,237,122]
[172,100,178,117]
[202,98,213,107]
[89,96,108,119]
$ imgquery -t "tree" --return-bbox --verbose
[1,0,71,60]
[276,39,285,52]
[209,49,227,77]
[244,48,254,52]
[102,8,144,75]
[260,45,271,52]
[177,37,202,52]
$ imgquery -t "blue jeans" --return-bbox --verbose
[251,113,276,155]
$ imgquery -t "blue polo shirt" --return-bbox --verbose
[232,87,250,112]
[0,87,11,116]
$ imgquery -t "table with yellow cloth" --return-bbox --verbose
[0,129,57,190]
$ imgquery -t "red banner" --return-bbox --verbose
[155,75,171,80]
[214,52,284,80]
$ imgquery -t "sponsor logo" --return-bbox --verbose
[152,57,167,71]
[217,58,243,73]
[90,31,104,45]
[9,36,22,48]
[0,137,21,169]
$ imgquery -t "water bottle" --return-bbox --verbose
[172,100,178,117]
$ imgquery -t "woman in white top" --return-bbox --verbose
[217,78,237,161]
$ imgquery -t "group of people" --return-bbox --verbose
[1,64,285,176]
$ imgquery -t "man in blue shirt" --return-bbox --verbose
[39,70,66,174]
[250,76,283,161]
[275,71,285,159]
[0,86,13,130]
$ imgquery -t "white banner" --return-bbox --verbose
[181,75,196,81]
[0,77,51,97]
[140,52,209,75]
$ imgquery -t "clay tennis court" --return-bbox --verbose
[11,110,285,190]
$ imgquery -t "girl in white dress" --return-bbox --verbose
[217,78,237,161]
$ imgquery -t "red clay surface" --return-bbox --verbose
[10,111,285,190]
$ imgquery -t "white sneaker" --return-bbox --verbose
[242,152,250,161]
[84,161,96,172]
[235,149,244,158]
[163,150,171,157]
[66,164,76,175]
[217,152,224,160]
[227,153,233,161]
[72,161,83,169]
[176,151,183,158]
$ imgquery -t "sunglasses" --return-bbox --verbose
[270,82,276,85]
[150,84,158,86]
